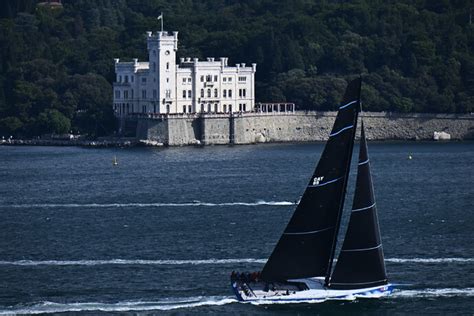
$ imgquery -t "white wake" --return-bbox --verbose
[0,257,471,266]
[0,258,266,266]
[391,287,474,298]
[0,296,237,315]
[0,288,472,314]
[1,200,294,208]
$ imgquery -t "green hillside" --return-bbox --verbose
[0,0,472,137]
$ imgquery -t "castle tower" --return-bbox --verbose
[147,31,178,114]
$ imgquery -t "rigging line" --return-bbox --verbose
[308,176,343,188]
[358,158,369,165]
[341,244,382,252]
[339,100,358,110]
[283,226,335,235]
[329,124,354,137]
[352,202,376,213]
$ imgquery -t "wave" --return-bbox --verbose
[0,257,471,267]
[3,288,472,314]
[1,200,295,209]
[0,258,267,266]
[0,296,237,315]
[385,257,473,263]
[392,287,474,298]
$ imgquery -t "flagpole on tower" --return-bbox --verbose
[158,13,163,32]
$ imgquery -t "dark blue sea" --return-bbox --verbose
[0,142,473,315]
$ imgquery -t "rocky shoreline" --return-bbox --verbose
[2,111,473,147]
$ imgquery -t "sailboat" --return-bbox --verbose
[230,78,393,302]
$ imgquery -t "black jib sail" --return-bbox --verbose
[261,78,361,282]
[329,121,388,289]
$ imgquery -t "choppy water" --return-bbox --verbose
[0,142,473,315]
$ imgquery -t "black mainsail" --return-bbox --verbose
[328,121,388,289]
[261,78,361,282]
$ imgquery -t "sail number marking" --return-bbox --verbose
[312,176,324,185]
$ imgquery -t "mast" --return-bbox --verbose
[324,78,361,287]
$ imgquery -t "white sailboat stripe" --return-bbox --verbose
[341,244,382,252]
[352,202,376,213]
[308,176,343,188]
[358,158,369,165]
[284,226,335,236]
[338,100,358,109]
[329,279,388,286]
[329,125,354,137]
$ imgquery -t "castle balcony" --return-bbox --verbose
[197,97,219,102]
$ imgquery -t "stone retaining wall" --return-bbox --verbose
[134,111,474,146]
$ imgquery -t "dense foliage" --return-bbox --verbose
[0,0,472,137]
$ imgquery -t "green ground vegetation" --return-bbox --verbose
[0,0,472,137]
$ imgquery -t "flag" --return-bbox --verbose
[157,14,162,20]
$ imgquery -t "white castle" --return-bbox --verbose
[113,30,256,117]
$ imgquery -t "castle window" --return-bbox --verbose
[188,105,192,113]
[207,89,211,98]
[166,77,169,83]
[239,89,242,97]
[115,90,120,99]
[153,50,156,56]
[228,77,232,82]
[141,77,146,83]
[200,75,204,82]
[131,76,134,83]
[223,90,227,98]
[206,75,212,82]
[239,76,247,82]
[223,77,227,82]
[229,104,232,112]
[228,89,232,98]
[125,75,129,83]
[188,90,192,98]
[223,104,227,113]
[243,104,247,111]
[166,62,169,70]
[183,90,186,98]
[201,104,204,112]
[118,75,122,82]
[124,90,129,99]
[166,104,170,113]
[201,89,204,97]
[208,103,211,112]
[214,75,218,82]
[187,78,192,83]
[142,90,147,99]
[183,105,187,113]
[214,104,218,112]
[214,89,218,98]
[243,89,246,97]
[165,89,171,98]
[182,78,187,84]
